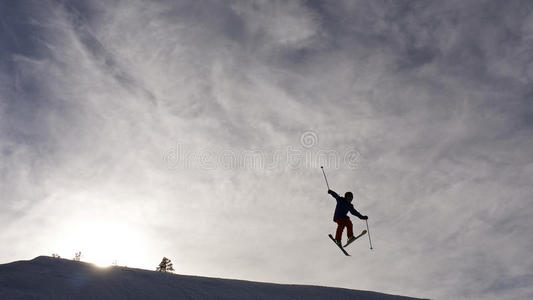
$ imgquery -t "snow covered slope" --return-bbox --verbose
[0,256,424,300]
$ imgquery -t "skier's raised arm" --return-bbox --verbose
[328,189,341,200]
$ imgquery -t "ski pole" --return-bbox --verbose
[320,166,330,190]
[365,219,373,250]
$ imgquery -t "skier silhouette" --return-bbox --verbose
[328,189,368,245]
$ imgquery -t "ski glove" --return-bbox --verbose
[361,215,368,220]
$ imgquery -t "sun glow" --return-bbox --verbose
[57,220,145,268]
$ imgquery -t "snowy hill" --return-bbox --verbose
[0,256,424,300]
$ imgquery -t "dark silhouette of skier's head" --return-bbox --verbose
[345,192,353,202]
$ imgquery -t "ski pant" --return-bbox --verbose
[334,218,353,241]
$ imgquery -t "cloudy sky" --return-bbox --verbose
[1,0,533,299]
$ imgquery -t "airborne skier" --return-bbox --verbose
[321,166,372,255]
[328,189,368,247]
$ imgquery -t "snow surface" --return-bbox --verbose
[0,256,425,300]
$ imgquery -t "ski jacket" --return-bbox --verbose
[329,190,364,221]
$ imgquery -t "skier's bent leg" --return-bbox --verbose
[334,219,346,241]
[346,219,354,238]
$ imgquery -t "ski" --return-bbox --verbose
[328,234,350,256]
[343,230,367,248]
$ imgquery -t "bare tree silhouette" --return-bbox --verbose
[156,257,174,272]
